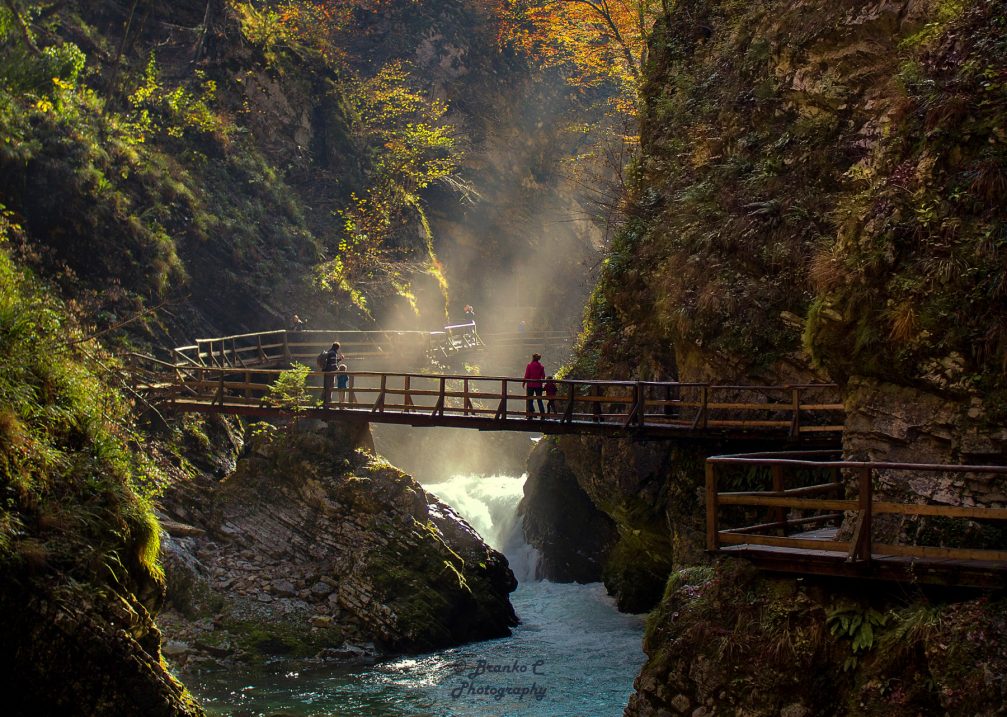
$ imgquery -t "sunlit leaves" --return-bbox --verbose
[501,0,666,114]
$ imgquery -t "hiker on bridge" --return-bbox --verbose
[523,353,546,419]
[544,375,558,415]
[290,313,306,331]
[320,342,344,407]
[336,364,350,406]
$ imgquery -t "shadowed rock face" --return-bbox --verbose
[520,438,618,584]
[0,584,203,717]
[159,421,516,666]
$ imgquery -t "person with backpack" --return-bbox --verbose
[318,341,344,407]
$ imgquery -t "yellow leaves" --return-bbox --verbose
[501,0,664,115]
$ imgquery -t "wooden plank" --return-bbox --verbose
[717,532,851,552]
[706,462,718,551]
[721,513,843,535]
[872,543,1007,563]
[718,495,857,511]
[872,502,1007,520]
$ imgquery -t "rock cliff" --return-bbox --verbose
[158,420,517,667]
[518,0,1007,711]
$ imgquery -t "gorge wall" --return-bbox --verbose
[520,0,1007,712]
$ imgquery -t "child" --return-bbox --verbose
[336,364,350,406]
[544,375,558,415]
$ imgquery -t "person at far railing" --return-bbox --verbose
[336,364,349,407]
[290,313,306,331]
[544,375,558,416]
[321,342,343,407]
[523,353,546,419]
[463,304,475,322]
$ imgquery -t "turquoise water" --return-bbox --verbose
[181,475,646,717]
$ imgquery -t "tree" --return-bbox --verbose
[501,0,666,113]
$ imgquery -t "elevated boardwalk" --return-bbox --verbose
[152,366,845,443]
[145,328,1007,587]
[706,452,1007,587]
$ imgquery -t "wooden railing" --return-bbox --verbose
[706,452,1007,571]
[159,367,843,438]
[170,326,485,369]
[169,326,582,369]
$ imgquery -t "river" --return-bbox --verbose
[181,474,646,717]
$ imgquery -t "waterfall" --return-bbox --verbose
[423,474,541,583]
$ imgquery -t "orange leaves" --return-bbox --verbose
[500,0,665,113]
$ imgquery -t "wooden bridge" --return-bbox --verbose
[136,326,843,442]
[144,328,1007,585]
[706,451,1007,587]
[152,365,844,442]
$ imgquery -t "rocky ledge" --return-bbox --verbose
[157,421,517,669]
[627,559,1007,717]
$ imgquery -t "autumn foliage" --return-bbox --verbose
[501,0,667,112]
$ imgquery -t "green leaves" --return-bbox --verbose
[827,602,890,670]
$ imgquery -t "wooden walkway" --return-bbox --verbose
[706,452,1007,587]
[170,324,488,369]
[155,367,844,442]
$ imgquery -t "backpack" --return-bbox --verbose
[316,350,329,370]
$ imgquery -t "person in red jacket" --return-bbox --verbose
[523,353,546,418]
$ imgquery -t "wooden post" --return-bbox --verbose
[372,374,387,413]
[706,461,719,552]
[624,381,644,427]
[282,331,291,364]
[789,387,801,439]
[216,370,225,406]
[348,374,357,406]
[431,377,446,416]
[562,383,575,423]
[404,375,413,413]
[771,463,786,534]
[848,466,874,564]
[592,384,602,423]
[257,334,265,363]
[463,378,473,415]
[495,379,509,421]
[691,385,709,430]
[244,370,251,399]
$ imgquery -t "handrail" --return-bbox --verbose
[705,453,1007,577]
[149,365,846,440]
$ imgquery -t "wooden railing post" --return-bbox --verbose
[463,378,473,415]
[692,384,709,430]
[592,384,603,423]
[348,374,357,406]
[372,374,387,413]
[848,466,874,564]
[706,461,719,552]
[244,370,251,399]
[216,370,225,406]
[404,375,413,412]
[257,334,265,363]
[562,383,575,423]
[431,377,446,417]
[495,379,509,421]
[771,463,786,533]
[789,386,801,439]
[624,381,644,427]
[282,331,291,364]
